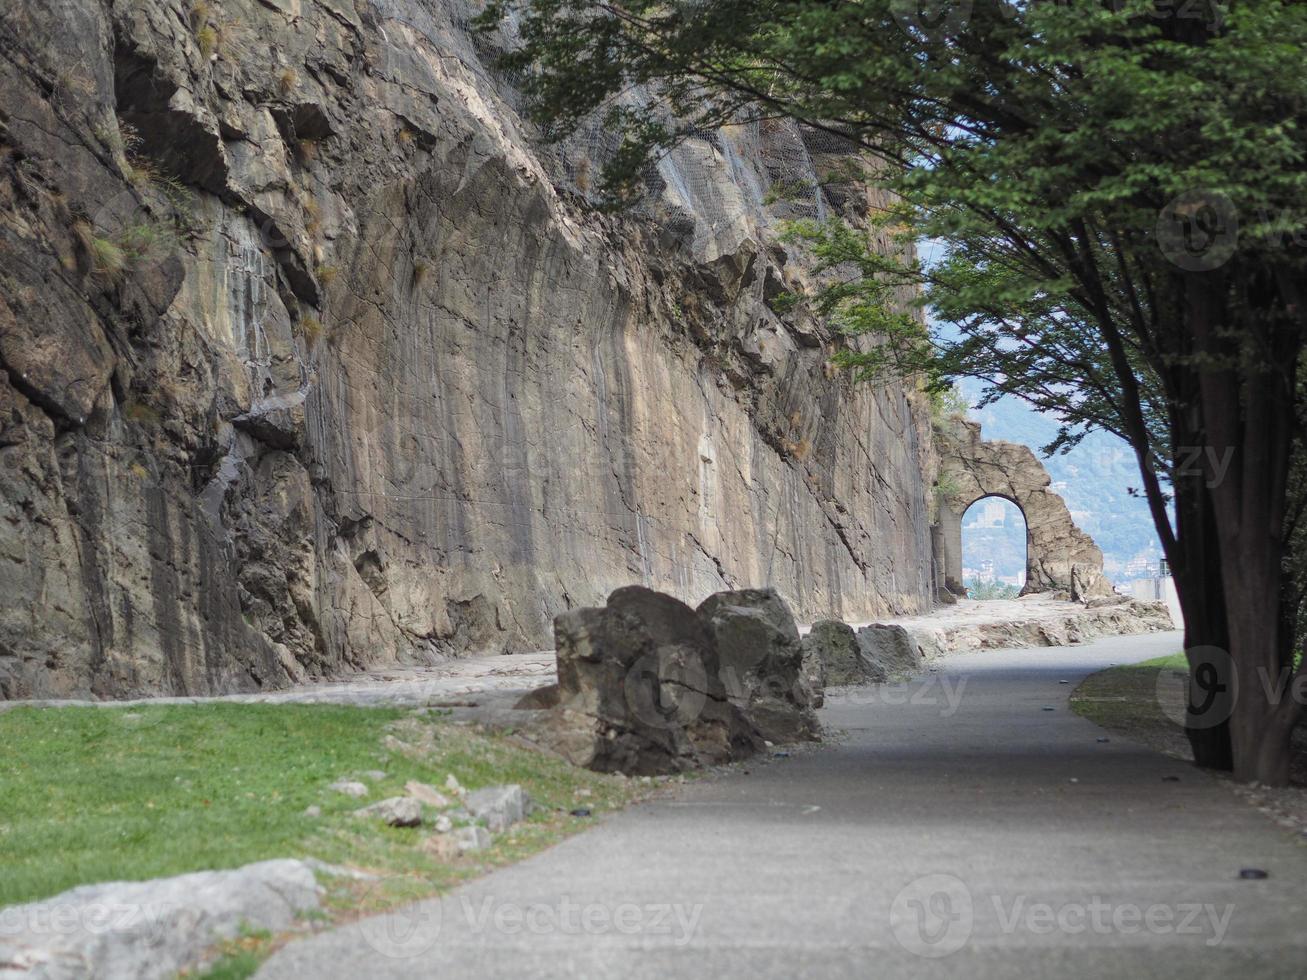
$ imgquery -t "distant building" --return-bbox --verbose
[1126,565,1183,628]
[963,499,1011,529]
[1122,548,1161,579]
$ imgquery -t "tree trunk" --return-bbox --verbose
[1185,269,1302,785]
[1220,508,1301,784]
[1229,628,1299,785]
[1177,591,1234,770]
[1169,475,1233,770]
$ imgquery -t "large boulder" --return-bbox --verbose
[536,588,764,774]
[545,604,677,773]
[698,588,801,642]
[697,589,820,744]
[855,624,926,678]
[802,620,886,686]
[607,587,765,764]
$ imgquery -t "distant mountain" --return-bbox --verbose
[955,381,1163,585]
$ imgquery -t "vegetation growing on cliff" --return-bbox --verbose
[479,0,1307,785]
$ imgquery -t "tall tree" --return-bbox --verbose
[479,0,1307,781]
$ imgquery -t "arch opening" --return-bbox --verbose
[960,495,1027,599]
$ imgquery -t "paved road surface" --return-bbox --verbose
[257,632,1307,978]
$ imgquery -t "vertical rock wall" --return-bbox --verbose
[0,0,934,699]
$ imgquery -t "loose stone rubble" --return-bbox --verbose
[887,595,1174,654]
[355,797,423,828]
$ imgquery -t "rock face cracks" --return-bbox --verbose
[934,420,1112,598]
[0,0,936,698]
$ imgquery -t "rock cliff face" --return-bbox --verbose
[0,0,935,699]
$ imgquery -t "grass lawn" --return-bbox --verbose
[1069,652,1193,760]
[0,702,651,975]
[1072,652,1307,784]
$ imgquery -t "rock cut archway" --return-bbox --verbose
[934,420,1111,599]
[960,494,1028,593]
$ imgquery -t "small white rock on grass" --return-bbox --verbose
[465,784,530,832]
[405,780,452,808]
[356,797,422,828]
[455,826,492,852]
[329,780,368,798]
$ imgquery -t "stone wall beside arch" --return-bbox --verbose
[933,419,1113,599]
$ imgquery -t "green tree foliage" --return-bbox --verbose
[966,579,1020,601]
[782,219,935,386]
[480,0,1307,783]
[928,383,970,430]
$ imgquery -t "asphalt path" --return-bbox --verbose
[257,631,1307,979]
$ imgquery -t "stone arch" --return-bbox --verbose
[933,420,1111,599]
